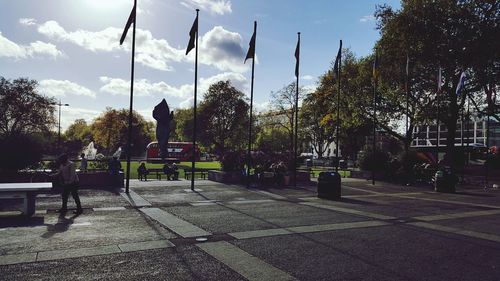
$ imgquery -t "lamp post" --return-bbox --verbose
[53,100,69,149]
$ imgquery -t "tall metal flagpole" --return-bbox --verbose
[436,66,441,166]
[405,54,409,156]
[246,21,256,188]
[294,32,300,187]
[191,9,199,191]
[125,0,137,194]
[335,40,342,173]
[372,52,377,185]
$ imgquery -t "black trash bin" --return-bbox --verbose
[317,171,341,199]
[434,168,458,193]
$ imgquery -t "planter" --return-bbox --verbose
[208,170,242,184]
[78,171,124,189]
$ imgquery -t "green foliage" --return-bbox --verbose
[198,80,249,157]
[358,149,390,172]
[0,77,56,137]
[220,151,243,172]
[0,134,43,171]
[90,107,154,156]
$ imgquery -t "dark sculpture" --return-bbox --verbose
[153,99,174,159]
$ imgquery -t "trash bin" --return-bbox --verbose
[306,159,312,168]
[317,171,341,199]
[434,168,457,193]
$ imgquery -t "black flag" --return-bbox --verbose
[244,24,256,63]
[186,14,198,55]
[295,34,300,78]
[120,5,136,45]
[333,40,342,79]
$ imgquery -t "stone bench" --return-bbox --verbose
[0,182,53,216]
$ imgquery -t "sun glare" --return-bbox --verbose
[85,0,130,10]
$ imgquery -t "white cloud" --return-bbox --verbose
[181,0,232,15]
[61,107,101,131]
[0,32,63,59]
[39,79,96,98]
[19,18,36,26]
[360,15,375,23]
[35,21,247,73]
[198,26,249,73]
[100,72,247,103]
[301,75,314,80]
[302,83,317,94]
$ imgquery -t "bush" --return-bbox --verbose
[0,134,43,171]
[221,151,242,172]
[358,149,390,172]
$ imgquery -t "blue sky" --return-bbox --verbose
[0,0,401,130]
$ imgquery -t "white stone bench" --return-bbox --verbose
[0,183,53,216]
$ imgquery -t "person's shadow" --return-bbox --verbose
[41,212,80,239]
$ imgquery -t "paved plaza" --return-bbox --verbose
[1,178,500,280]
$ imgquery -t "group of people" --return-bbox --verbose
[137,162,179,181]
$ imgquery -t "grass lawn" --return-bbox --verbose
[120,161,221,179]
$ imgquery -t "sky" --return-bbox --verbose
[0,0,401,131]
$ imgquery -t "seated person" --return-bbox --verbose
[163,163,179,180]
[137,162,149,181]
[108,156,122,175]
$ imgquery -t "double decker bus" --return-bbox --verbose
[146,141,200,163]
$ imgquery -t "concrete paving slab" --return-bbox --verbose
[227,200,369,228]
[197,241,298,281]
[1,247,246,281]
[37,245,121,261]
[287,220,389,234]
[229,228,293,240]
[140,207,211,238]
[409,221,500,243]
[120,190,152,207]
[301,202,396,220]
[93,207,127,211]
[118,240,174,252]
[413,209,500,221]
[0,252,37,265]
[165,204,279,234]
[0,209,175,255]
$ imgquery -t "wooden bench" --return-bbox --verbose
[146,168,164,180]
[0,182,53,216]
[184,170,208,180]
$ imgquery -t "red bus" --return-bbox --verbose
[146,141,200,163]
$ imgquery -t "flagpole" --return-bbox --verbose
[246,21,256,188]
[293,32,300,187]
[125,0,137,194]
[372,52,377,185]
[405,54,410,185]
[190,9,199,192]
[436,67,441,166]
[405,55,409,156]
[335,40,342,173]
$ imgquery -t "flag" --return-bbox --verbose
[373,51,378,80]
[437,66,442,92]
[186,14,198,55]
[333,40,342,79]
[455,71,466,96]
[294,34,300,78]
[244,23,256,63]
[120,5,136,45]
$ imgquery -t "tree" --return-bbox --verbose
[300,90,334,158]
[65,119,92,144]
[197,80,249,157]
[269,82,307,155]
[172,107,194,142]
[90,108,154,156]
[0,77,56,137]
[375,0,500,166]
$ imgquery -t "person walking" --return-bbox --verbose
[80,153,88,172]
[55,154,83,214]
